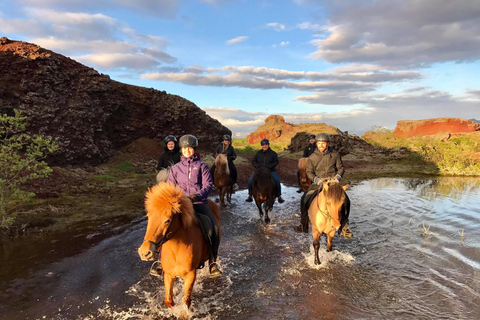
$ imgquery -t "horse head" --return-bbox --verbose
[138,182,196,261]
[215,153,230,175]
[321,179,349,231]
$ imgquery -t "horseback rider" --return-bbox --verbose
[210,134,239,190]
[156,135,181,171]
[168,134,222,276]
[245,138,285,204]
[293,133,353,238]
[297,134,316,193]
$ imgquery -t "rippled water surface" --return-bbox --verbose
[1,177,479,319]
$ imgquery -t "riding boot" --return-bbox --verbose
[245,194,253,202]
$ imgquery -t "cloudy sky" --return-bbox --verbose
[1,0,480,136]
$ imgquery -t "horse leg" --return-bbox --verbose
[164,273,175,307]
[312,230,321,265]
[264,207,270,224]
[256,201,264,220]
[220,187,226,207]
[326,231,335,252]
[182,271,196,309]
[227,185,232,203]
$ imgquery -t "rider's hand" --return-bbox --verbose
[313,176,321,184]
[188,194,199,202]
[335,174,342,182]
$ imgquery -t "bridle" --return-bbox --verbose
[143,213,180,250]
[316,191,342,230]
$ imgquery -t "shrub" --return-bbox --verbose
[0,109,57,228]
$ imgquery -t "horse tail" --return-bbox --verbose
[156,165,172,183]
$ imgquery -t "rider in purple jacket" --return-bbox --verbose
[167,134,221,276]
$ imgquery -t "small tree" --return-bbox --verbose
[0,109,57,228]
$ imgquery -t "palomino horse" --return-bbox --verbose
[137,182,221,308]
[308,178,348,265]
[252,166,277,224]
[298,157,312,192]
[214,153,234,207]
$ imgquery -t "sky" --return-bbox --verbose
[1,0,480,137]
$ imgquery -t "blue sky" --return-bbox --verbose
[1,0,480,137]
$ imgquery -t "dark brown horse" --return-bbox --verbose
[298,157,312,192]
[214,153,234,207]
[137,182,221,309]
[308,178,348,265]
[252,166,277,224]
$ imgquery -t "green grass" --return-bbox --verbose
[116,161,135,172]
[233,138,289,154]
[92,175,116,181]
[364,132,480,175]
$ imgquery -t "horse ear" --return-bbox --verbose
[342,184,349,191]
[178,189,183,198]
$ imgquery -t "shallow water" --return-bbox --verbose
[1,177,479,319]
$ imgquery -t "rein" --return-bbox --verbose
[143,213,180,249]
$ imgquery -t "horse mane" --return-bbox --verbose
[298,157,308,170]
[215,153,229,175]
[156,165,172,183]
[323,180,345,203]
[145,182,198,229]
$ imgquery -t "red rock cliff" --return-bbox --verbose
[393,118,480,138]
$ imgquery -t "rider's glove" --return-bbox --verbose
[313,176,321,184]
[335,174,342,182]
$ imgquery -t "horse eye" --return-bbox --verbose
[165,219,171,224]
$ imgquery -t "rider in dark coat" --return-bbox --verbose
[210,134,238,190]
[245,139,285,203]
[156,135,181,171]
[294,133,352,238]
[297,134,317,192]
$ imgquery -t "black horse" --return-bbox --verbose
[252,166,277,224]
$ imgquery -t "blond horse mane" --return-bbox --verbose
[298,157,308,170]
[145,182,197,228]
[322,179,345,204]
[215,153,230,175]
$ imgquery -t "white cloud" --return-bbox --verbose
[266,22,286,31]
[74,53,161,69]
[280,41,289,46]
[304,0,480,68]
[226,36,248,45]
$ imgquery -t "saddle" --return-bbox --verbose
[195,212,219,261]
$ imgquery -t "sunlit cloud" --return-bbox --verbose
[226,36,248,45]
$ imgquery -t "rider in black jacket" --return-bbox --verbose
[245,139,285,203]
[156,135,181,171]
[210,134,239,190]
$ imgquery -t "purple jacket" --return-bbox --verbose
[167,154,213,203]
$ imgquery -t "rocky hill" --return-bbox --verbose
[0,37,230,166]
[246,115,341,145]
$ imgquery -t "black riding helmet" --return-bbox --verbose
[164,135,177,144]
[222,134,231,141]
[315,133,330,142]
[308,134,316,140]
[179,135,198,148]
[260,139,270,146]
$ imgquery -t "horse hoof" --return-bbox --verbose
[264,218,271,224]
[165,300,175,308]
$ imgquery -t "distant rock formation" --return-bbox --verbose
[393,118,480,138]
[246,115,339,145]
[288,132,375,156]
[0,37,230,166]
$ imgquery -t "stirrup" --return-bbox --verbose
[340,223,353,239]
[149,260,163,277]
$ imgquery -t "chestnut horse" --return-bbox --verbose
[214,153,234,207]
[308,178,348,265]
[252,166,277,224]
[298,157,312,192]
[137,182,221,308]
